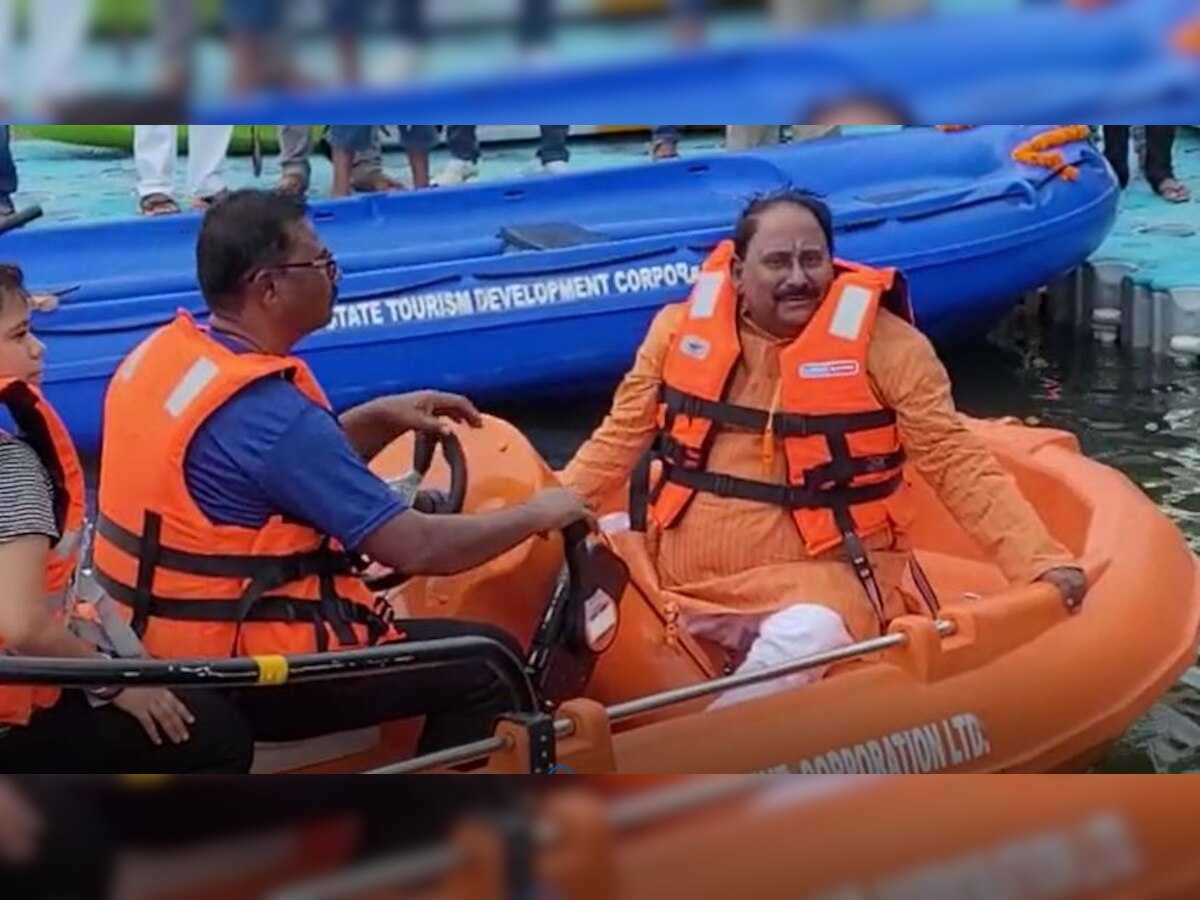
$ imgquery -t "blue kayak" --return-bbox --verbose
[7,125,1117,455]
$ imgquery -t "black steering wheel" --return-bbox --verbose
[365,430,469,592]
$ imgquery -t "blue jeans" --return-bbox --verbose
[0,126,16,211]
[327,125,439,157]
[445,126,569,164]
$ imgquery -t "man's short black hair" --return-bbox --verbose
[196,189,308,312]
[732,189,835,259]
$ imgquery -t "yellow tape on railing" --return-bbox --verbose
[254,654,290,686]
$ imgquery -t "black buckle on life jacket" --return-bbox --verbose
[836,517,887,627]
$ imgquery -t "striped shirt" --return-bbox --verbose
[0,432,59,544]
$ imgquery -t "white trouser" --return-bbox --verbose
[696,604,853,711]
[0,0,91,106]
[134,125,234,199]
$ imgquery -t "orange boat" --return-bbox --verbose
[51,774,1200,900]
[8,412,1195,777]
[238,410,1200,776]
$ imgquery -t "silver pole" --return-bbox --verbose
[607,619,954,724]
[267,844,465,900]
[270,776,786,899]
[367,620,955,774]
[367,734,509,775]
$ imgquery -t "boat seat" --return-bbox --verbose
[528,531,630,707]
[251,727,383,774]
[498,222,608,251]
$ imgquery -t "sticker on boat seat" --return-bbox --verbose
[800,360,860,379]
[687,273,725,320]
[828,283,874,341]
[680,335,711,360]
[584,588,619,653]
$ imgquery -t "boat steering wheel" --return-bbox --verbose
[365,430,468,592]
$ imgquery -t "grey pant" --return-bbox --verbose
[278,125,439,187]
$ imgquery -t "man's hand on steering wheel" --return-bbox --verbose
[374,390,484,438]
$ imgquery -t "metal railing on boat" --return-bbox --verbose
[0,619,956,775]
[368,619,957,775]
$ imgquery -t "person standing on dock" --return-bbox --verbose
[91,190,593,754]
[1102,126,1191,204]
[134,125,235,216]
[433,126,571,184]
[562,190,1087,709]
[0,126,15,222]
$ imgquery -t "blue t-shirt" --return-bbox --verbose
[184,334,406,551]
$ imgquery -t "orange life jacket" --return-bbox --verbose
[632,240,930,624]
[93,312,394,659]
[0,378,86,725]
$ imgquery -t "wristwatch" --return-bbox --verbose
[87,652,125,702]
[86,684,125,702]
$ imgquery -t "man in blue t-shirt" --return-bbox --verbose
[143,189,591,755]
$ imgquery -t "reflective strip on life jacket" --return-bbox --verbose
[632,242,917,626]
[93,313,390,659]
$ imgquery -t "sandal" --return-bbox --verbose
[351,171,406,194]
[651,139,679,161]
[1153,177,1192,204]
[190,189,231,212]
[139,192,180,216]
[276,171,309,197]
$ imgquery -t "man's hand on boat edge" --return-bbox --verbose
[1037,566,1088,613]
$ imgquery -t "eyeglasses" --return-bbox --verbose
[258,255,340,283]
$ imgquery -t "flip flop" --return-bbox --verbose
[351,171,407,194]
[139,193,180,216]
[651,139,680,161]
[276,171,309,197]
[1154,178,1191,204]
[190,189,231,211]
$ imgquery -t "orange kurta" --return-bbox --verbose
[562,303,1075,640]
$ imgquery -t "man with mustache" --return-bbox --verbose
[562,190,1085,706]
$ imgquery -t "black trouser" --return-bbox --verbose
[1,778,116,900]
[0,689,254,774]
[235,619,526,757]
[1102,125,1178,189]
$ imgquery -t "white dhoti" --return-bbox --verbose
[692,604,853,711]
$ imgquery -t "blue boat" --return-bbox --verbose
[6,125,1117,455]
[198,0,1200,126]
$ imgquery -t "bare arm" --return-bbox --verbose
[0,536,99,659]
[869,314,1076,582]
[340,391,483,461]
[560,305,682,507]
[361,489,591,577]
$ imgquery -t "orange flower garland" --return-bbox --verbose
[1010,125,1092,181]
[935,125,1092,181]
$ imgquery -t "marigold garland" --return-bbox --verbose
[935,124,1091,181]
[1010,125,1091,181]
